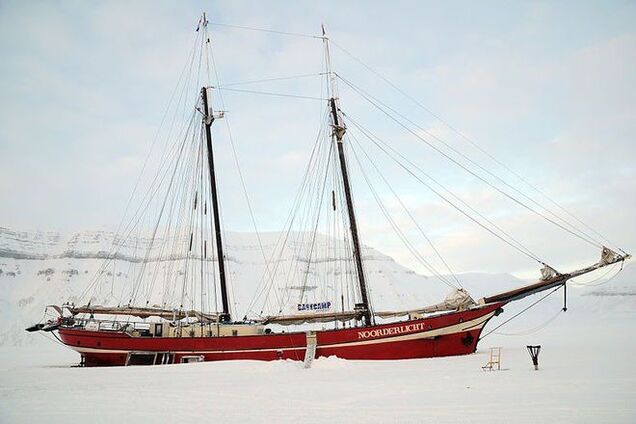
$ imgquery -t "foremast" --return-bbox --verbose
[323,27,373,326]
[201,86,231,323]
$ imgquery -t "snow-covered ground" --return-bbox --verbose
[2,314,634,423]
[0,228,634,423]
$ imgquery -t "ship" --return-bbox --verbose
[27,15,630,366]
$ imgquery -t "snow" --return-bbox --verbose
[1,228,635,422]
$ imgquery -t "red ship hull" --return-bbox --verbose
[57,302,504,366]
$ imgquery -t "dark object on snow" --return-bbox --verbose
[527,345,541,370]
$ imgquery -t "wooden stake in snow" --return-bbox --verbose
[303,331,317,369]
[527,345,541,370]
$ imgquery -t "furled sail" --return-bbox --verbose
[375,288,477,319]
[66,305,220,322]
[481,247,630,304]
[261,311,363,325]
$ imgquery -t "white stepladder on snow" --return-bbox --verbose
[482,347,502,371]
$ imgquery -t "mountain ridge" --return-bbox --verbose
[0,227,633,347]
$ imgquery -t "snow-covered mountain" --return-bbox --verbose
[0,227,633,346]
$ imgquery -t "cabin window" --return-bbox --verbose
[154,323,163,337]
[155,353,174,365]
[181,355,204,363]
[126,353,156,366]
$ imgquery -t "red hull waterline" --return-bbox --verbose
[57,302,505,366]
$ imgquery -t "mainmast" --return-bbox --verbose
[323,27,373,326]
[201,86,231,322]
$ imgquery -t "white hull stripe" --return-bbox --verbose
[69,312,496,356]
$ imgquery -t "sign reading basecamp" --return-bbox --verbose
[297,301,332,311]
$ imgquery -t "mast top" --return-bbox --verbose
[196,13,208,32]
[323,26,344,138]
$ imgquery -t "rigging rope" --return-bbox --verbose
[299,140,334,302]
[338,75,604,250]
[217,87,328,101]
[78,30,205,305]
[480,285,563,340]
[337,75,608,249]
[244,111,329,316]
[344,112,546,265]
[207,25,286,318]
[347,133,459,289]
[330,41,615,251]
[347,130,462,288]
[130,111,196,306]
[569,262,623,287]
[216,72,327,87]
[207,21,324,39]
[494,308,563,336]
[181,27,621,256]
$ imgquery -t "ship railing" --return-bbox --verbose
[71,317,152,333]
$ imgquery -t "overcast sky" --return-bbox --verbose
[0,1,634,278]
